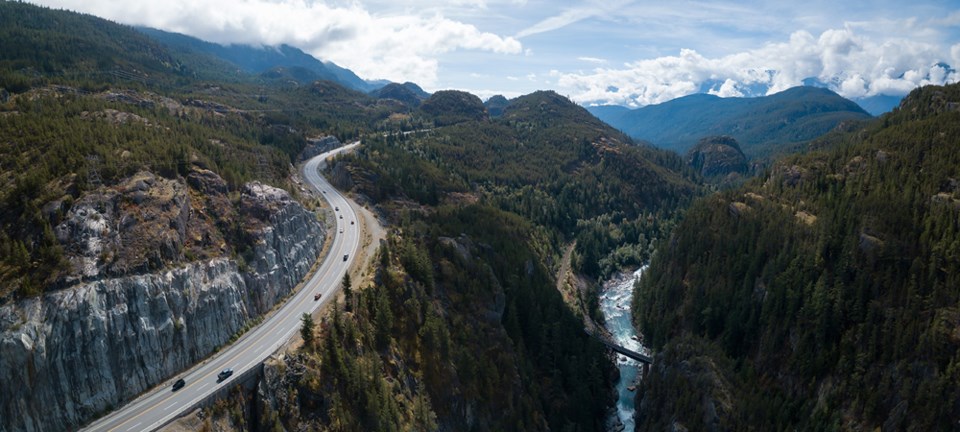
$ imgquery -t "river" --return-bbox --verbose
[600,266,648,432]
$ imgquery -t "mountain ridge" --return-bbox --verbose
[136,27,381,92]
[589,86,872,158]
[634,82,960,430]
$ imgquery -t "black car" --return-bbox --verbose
[217,368,233,382]
[172,378,185,391]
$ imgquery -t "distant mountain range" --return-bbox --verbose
[137,27,387,92]
[588,86,873,157]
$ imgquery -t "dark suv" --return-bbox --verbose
[172,378,185,391]
[217,368,233,382]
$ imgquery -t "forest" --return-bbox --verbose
[0,1,401,300]
[258,88,706,431]
[634,83,960,430]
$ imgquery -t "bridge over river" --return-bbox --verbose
[584,327,653,364]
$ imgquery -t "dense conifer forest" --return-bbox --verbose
[634,83,960,430]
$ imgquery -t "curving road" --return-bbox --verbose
[82,143,361,432]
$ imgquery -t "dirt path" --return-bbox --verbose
[348,198,386,291]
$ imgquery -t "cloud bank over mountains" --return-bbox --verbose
[34,0,522,87]
[28,0,960,107]
[555,27,960,107]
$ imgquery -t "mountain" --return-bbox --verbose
[854,94,905,115]
[419,89,488,126]
[0,2,248,89]
[0,1,401,303]
[483,94,510,117]
[241,89,700,431]
[0,4,695,432]
[0,4,417,430]
[137,27,380,92]
[685,135,748,178]
[369,81,430,107]
[633,83,960,430]
[589,86,872,157]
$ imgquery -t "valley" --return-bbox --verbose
[1,2,959,431]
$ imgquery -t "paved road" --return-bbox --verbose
[82,143,361,432]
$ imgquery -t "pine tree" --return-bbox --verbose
[342,273,352,311]
[300,312,315,350]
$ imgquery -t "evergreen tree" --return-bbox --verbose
[300,312,315,349]
[342,273,352,311]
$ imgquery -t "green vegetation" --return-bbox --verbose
[0,2,403,300]
[634,83,960,430]
[271,210,614,431]
[418,90,488,126]
[274,89,701,430]
[300,313,315,347]
[590,86,873,158]
[345,90,699,279]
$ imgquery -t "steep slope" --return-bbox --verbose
[634,83,960,430]
[138,27,378,92]
[1,181,325,432]
[0,5,401,430]
[685,135,748,178]
[0,2,246,89]
[589,86,872,157]
[238,90,699,431]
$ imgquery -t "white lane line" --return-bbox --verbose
[130,422,142,430]
[164,402,178,412]
[198,382,209,390]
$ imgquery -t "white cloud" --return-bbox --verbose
[578,56,607,64]
[515,0,633,39]
[555,26,960,106]
[29,0,522,87]
[709,79,743,98]
[516,6,598,38]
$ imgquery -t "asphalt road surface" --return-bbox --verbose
[82,143,361,432]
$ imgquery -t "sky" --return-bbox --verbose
[28,0,960,106]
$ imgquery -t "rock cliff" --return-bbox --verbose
[0,179,324,432]
[685,136,749,178]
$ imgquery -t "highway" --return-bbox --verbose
[82,142,361,432]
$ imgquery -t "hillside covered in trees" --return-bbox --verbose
[589,86,872,159]
[0,2,400,301]
[228,88,702,431]
[633,83,960,430]
[0,4,701,432]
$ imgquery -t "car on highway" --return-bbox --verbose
[172,378,185,392]
[343,254,349,262]
[350,221,354,225]
[335,206,339,211]
[217,368,233,382]
[314,292,322,301]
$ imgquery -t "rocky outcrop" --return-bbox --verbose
[53,169,233,283]
[685,136,748,178]
[299,135,341,162]
[0,181,324,432]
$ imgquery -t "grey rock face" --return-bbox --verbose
[0,182,324,432]
[299,135,341,162]
[685,136,749,178]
